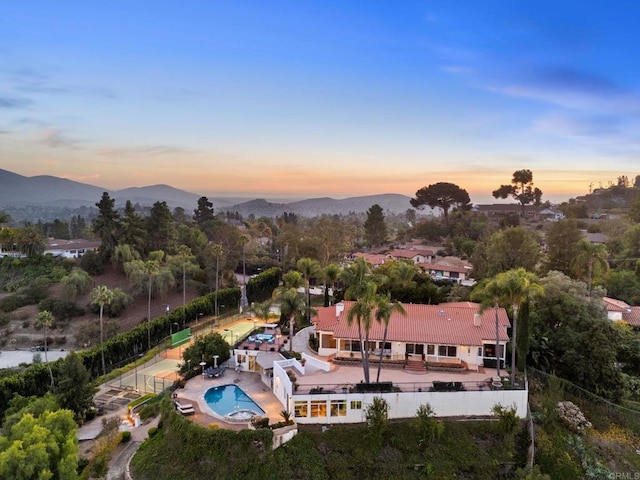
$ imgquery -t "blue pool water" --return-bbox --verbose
[204,384,265,417]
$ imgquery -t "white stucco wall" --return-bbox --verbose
[292,388,528,424]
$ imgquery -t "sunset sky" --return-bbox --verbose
[1,1,639,204]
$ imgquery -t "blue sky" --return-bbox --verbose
[1,1,639,203]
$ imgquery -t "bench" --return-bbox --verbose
[177,405,195,415]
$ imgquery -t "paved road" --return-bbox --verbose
[292,325,315,356]
[0,349,68,368]
[106,416,159,480]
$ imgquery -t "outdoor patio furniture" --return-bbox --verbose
[267,337,275,344]
[248,336,256,342]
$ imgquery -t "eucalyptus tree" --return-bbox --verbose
[91,285,114,376]
[492,169,543,217]
[36,310,56,391]
[571,239,609,296]
[211,243,223,315]
[374,293,406,382]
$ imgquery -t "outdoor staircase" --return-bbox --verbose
[404,360,426,372]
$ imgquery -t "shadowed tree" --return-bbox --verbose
[364,204,388,247]
[93,192,119,261]
[346,282,377,383]
[91,285,114,376]
[119,200,146,254]
[274,288,308,352]
[493,169,543,217]
[36,310,56,391]
[411,182,471,220]
[239,234,250,312]
[571,239,609,296]
[375,293,406,382]
[193,196,215,224]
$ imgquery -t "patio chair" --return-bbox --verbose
[248,336,256,342]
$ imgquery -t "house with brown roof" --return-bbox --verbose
[351,252,387,267]
[474,204,539,219]
[387,248,434,264]
[45,239,100,259]
[603,297,640,329]
[313,301,510,370]
[417,262,471,283]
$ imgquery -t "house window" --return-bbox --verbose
[344,340,361,352]
[330,400,346,417]
[294,401,308,417]
[310,400,327,417]
[426,344,435,355]
[236,354,246,364]
[406,343,424,354]
[438,345,457,357]
[350,400,362,410]
[484,344,503,358]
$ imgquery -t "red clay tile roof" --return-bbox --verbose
[388,249,433,259]
[623,307,640,328]
[352,252,387,265]
[314,301,510,346]
[603,297,631,312]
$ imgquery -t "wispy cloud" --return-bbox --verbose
[39,128,84,149]
[0,95,32,108]
[99,145,197,157]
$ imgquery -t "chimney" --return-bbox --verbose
[473,313,481,327]
[336,303,344,317]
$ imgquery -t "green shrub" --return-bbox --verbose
[139,402,160,420]
[121,431,132,443]
[38,298,85,321]
[148,426,158,438]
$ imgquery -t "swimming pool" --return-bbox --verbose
[204,384,265,420]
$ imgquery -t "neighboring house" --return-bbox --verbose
[387,248,434,264]
[474,204,539,219]
[417,262,471,283]
[45,239,100,258]
[313,301,510,370]
[351,252,387,267]
[538,208,564,221]
[603,297,640,329]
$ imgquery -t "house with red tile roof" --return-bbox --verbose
[351,252,387,267]
[603,297,640,329]
[313,301,510,370]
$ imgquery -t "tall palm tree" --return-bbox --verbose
[571,239,609,297]
[374,293,406,382]
[91,285,114,377]
[19,227,46,257]
[36,310,55,391]
[472,278,504,379]
[297,257,321,325]
[211,243,223,316]
[276,288,308,352]
[341,257,374,300]
[483,268,543,385]
[323,263,341,307]
[346,282,377,383]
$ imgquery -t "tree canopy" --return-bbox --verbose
[410,182,471,219]
[492,169,543,217]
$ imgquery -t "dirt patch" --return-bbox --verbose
[1,264,202,351]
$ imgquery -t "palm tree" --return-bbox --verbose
[571,239,609,297]
[91,285,114,377]
[18,227,46,257]
[250,299,273,323]
[323,263,341,307]
[374,293,406,382]
[472,278,504,379]
[276,288,308,352]
[482,268,543,385]
[341,257,375,300]
[297,257,321,325]
[211,243,223,316]
[346,282,377,383]
[36,310,55,391]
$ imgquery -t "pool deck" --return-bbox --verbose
[176,367,285,429]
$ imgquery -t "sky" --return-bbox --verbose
[1,1,640,204]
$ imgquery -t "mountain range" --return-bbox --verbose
[0,168,421,220]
